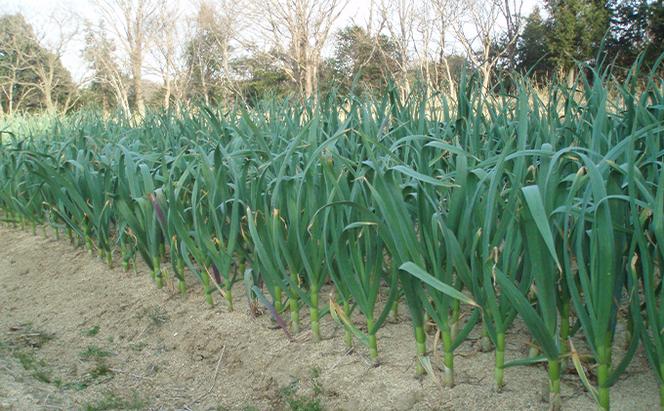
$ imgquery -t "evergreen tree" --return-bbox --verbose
[328,25,401,94]
[232,52,291,103]
[516,7,551,78]
[646,0,664,63]
[546,0,610,70]
[607,0,651,68]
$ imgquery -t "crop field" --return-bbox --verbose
[0,70,663,410]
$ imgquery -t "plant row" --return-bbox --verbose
[1,67,663,410]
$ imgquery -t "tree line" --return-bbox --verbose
[1,0,662,116]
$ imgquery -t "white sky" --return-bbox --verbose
[1,0,542,83]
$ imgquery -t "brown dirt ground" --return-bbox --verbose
[0,225,658,411]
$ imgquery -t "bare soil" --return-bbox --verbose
[0,226,658,410]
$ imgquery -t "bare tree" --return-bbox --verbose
[373,0,461,95]
[497,0,522,70]
[169,62,192,113]
[451,0,522,93]
[0,61,36,115]
[30,11,80,113]
[186,0,244,106]
[167,15,197,112]
[377,0,416,97]
[253,0,349,99]
[150,1,180,109]
[412,1,434,87]
[429,0,457,93]
[84,22,132,117]
[0,15,37,115]
[95,0,161,117]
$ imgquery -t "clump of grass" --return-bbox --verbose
[16,350,37,369]
[310,367,323,396]
[82,325,100,337]
[76,344,115,387]
[129,341,147,352]
[14,351,53,383]
[89,362,113,379]
[83,391,145,411]
[54,362,114,391]
[80,345,112,360]
[142,306,168,326]
[32,369,52,384]
[278,371,324,411]
[7,323,54,348]
[58,380,90,391]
